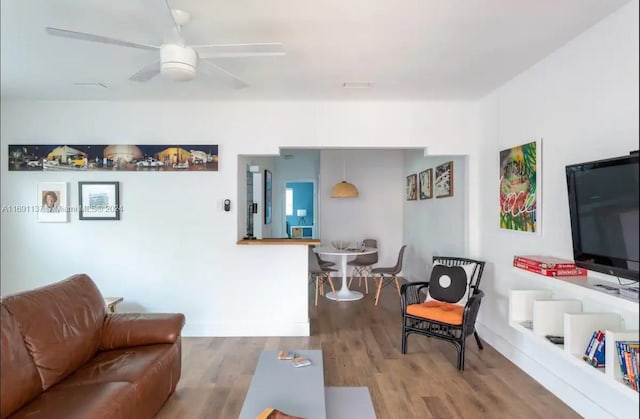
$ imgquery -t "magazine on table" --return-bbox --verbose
[290,356,312,368]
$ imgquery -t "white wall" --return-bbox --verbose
[0,100,479,337]
[403,151,468,282]
[319,149,406,269]
[472,2,639,417]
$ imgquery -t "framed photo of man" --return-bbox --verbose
[37,182,68,222]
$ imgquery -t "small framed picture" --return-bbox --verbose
[37,182,68,222]
[419,168,433,199]
[406,174,417,201]
[78,181,120,220]
[435,161,454,198]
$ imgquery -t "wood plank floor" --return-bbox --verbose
[156,281,581,419]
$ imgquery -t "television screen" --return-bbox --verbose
[566,153,639,281]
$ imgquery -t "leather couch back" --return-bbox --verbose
[0,304,43,418]
[1,274,106,393]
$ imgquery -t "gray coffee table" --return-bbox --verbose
[239,350,326,419]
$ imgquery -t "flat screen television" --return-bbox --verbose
[565,153,639,282]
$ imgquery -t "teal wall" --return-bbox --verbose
[286,182,313,236]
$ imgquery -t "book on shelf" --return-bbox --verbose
[583,331,599,361]
[513,255,576,270]
[615,340,639,392]
[257,407,305,419]
[583,330,605,367]
[513,261,587,277]
[277,350,296,360]
[290,356,312,368]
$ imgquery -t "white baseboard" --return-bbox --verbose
[182,320,310,337]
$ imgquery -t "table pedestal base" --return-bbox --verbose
[326,290,364,301]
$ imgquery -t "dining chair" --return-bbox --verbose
[313,245,336,268]
[371,245,407,306]
[308,247,338,305]
[347,239,378,294]
[400,256,486,370]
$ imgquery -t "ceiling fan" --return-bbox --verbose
[45,0,285,88]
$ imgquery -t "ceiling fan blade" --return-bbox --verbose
[194,43,285,59]
[129,61,161,82]
[139,0,184,45]
[199,60,248,89]
[46,27,159,51]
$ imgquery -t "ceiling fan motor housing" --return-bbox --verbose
[160,44,197,81]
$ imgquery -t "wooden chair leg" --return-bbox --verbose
[315,276,319,306]
[326,275,338,301]
[394,275,401,296]
[374,275,384,306]
[364,269,369,294]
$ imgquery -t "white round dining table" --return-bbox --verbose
[313,246,377,301]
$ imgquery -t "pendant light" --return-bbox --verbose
[331,160,359,198]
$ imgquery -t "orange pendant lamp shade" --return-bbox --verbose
[331,160,359,198]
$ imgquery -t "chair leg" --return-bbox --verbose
[457,341,466,370]
[474,331,484,350]
[374,275,384,306]
[314,276,319,306]
[364,269,369,294]
[326,274,338,301]
[401,324,408,354]
[394,275,401,296]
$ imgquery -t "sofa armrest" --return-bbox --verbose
[100,313,185,350]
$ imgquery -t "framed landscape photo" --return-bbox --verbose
[79,181,120,220]
[435,161,454,198]
[406,174,417,201]
[37,182,68,222]
[419,168,433,199]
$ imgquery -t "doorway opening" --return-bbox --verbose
[285,181,316,238]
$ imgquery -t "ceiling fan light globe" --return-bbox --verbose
[161,63,196,81]
[160,44,197,81]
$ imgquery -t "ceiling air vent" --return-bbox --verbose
[343,81,373,89]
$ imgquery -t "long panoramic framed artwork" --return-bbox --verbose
[8,144,219,172]
[499,140,541,234]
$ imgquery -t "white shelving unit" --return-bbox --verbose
[532,299,582,337]
[508,284,639,418]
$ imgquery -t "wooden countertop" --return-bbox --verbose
[237,238,321,245]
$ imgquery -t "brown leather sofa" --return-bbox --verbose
[0,274,185,419]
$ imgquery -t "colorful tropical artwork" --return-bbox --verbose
[8,144,219,172]
[499,140,539,233]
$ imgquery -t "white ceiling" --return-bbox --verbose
[0,0,630,101]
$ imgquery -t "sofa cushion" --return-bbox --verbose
[56,343,182,418]
[9,382,135,419]
[1,274,106,390]
[0,304,43,418]
[406,301,464,325]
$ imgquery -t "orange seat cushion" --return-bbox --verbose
[406,301,464,325]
